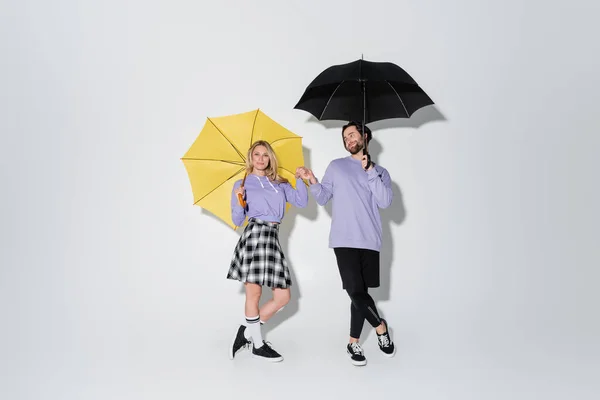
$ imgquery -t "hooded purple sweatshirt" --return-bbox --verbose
[231,174,308,226]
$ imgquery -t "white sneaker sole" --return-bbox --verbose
[347,351,367,366]
[252,354,283,362]
[380,345,396,358]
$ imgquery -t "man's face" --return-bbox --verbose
[343,126,365,155]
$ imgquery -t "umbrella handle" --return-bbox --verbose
[237,172,248,207]
[363,139,372,170]
[237,192,246,208]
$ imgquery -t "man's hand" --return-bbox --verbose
[297,167,317,184]
[362,155,374,171]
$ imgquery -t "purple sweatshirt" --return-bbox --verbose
[231,174,308,226]
[309,156,393,252]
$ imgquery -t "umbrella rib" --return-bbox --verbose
[193,167,245,205]
[385,81,410,117]
[181,157,242,163]
[318,80,346,120]
[207,118,247,161]
[249,109,259,146]
[181,158,245,165]
[269,136,302,146]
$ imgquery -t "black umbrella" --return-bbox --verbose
[294,57,434,167]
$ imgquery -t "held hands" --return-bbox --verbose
[295,166,317,184]
[295,167,307,179]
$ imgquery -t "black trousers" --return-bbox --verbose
[334,247,382,339]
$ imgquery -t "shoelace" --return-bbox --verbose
[262,340,273,348]
[261,341,280,356]
[378,333,390,347]
[350,342,364,355]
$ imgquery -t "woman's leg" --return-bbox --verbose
[244,282,264,347]
[259,287,290,323]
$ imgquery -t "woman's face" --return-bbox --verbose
[251,145,270,172]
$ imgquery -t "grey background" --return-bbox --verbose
[1,0,599,399]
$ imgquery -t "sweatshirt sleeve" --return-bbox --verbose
[282,177,308,208]
[366,166,393,208]
[230,180,246,226]
[309,163,334,206]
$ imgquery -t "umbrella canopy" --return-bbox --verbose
[182,109,304,229]
[294,58,434,124]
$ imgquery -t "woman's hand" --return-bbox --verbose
[235,186,245,197]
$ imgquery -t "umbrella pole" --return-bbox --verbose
[362,79,371,170]
[359,55,371,170]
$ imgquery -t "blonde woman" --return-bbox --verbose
[227,140,308,362]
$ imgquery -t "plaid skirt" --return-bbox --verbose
[226,218,292,289]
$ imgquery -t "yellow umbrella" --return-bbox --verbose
[181,109,304,229]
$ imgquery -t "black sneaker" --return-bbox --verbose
[346,342,367,366]
[229,325,251,360]
[376,319,396,357]
[252,341,283,362]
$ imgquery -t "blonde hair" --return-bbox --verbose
[245,140,288,184]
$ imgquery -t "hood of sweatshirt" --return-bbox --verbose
[247,174,279,193]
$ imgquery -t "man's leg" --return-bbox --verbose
[346,289,382,329]
[346,299,367,366]
[360,249,395,356]
[349,291,389,337]
[334,248,369,365]
[347,288,394,355]
[349,302,365,342]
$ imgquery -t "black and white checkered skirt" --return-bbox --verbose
[226,218,292,289]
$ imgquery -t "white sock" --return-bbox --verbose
[243,319,264,338]
[245,315,263,348]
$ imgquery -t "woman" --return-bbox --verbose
[227,140,308,362]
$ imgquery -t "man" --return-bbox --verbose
[301,121,395,366]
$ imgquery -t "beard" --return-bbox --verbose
[346,140,364,155]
